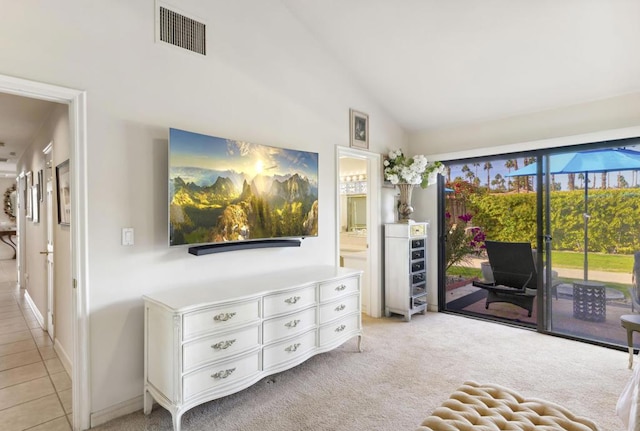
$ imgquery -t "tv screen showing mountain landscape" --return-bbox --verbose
[169,128,319,246]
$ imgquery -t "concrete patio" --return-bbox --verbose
[446,281,635,348]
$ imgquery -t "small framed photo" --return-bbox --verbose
[349,109,369,150]
[26,171,32,220]
[31,186,39,223]
[38,169,44,202]
[56,160,70,225]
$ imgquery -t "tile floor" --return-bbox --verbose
[0,259,72,430]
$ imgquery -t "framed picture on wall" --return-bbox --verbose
[56,160,70,225]
[31,186,39,223]
[349,109,369,150]
[26,171,32,220]
[38,169,44,202]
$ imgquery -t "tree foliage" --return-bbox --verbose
[459,188,640,254]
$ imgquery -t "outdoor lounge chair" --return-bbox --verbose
[472,241,538,317]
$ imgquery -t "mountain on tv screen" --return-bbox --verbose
[169,128,319,246]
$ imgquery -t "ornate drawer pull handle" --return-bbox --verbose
[285,296,301,304]
[211,368,236,379]
[285,343,301,352]
[335,284,346,291]
[335,324,346,332]
[211,339,236,350]
[285,319,301,328]
[335,304,346,312]
[213,312,236,322]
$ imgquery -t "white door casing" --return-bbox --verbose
[45,178,55,339]
[336,146,382,318]
[0,74,89,431]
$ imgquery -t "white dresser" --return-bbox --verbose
[143,266,362,431]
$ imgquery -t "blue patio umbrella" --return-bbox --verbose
[506,148,640,280]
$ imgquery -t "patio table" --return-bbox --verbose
[573,281,606,322]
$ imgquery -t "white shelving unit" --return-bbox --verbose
[384,222,428,321]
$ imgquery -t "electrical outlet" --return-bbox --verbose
[122,228,134,246]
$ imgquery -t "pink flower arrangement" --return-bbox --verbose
[445,212,486,270]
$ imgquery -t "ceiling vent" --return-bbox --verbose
[0,158,8,163]
[157,4,206,56]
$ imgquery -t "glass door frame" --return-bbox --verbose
[438,137,640,350]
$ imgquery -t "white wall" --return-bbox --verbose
[16,103,73,366]
[17,121,48,322]
[51,104,73,369]
[0,0,406,419]
[408,92,640,311]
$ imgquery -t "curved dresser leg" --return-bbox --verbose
[357,334,363,352]
[173,411,184,431]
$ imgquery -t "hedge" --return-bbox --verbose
[460,188,640,255]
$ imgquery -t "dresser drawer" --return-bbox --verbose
[183,299,260,340]
[263,307,316,344]
[319,294,359,324]
[183,350,261,400]
[318,313,360,347]
[319,276,359,302]
[263,285,316,317]
[183,324,260,372]
[263,329,316,371]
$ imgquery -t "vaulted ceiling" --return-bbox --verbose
[283,1,640,131]
[1,2,639,176]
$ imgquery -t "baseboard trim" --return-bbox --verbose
[23,290,45,329]
[54,339,72,376]
[90,395,143,428]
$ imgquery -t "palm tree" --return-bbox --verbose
[483,162,493,190]
[505,159,516,191]
[578,172,585,188]
[492,173,506,192]
[473,163,480,179]
[619,174,628,188]
[461,164,474,183]
[523,157,536,192]
[568,173,576,191]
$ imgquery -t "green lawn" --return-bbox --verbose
[551,251,633,273]
[448,251,634,275]
[447,251,635,298]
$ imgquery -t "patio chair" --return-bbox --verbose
[472,241,538,317]
[631,251,640,312]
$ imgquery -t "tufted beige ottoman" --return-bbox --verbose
[416,381,599,431]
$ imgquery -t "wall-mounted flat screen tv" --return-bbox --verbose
[169,128,319,247]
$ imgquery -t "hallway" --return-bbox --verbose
[0,259,72,430]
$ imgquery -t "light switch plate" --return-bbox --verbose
[122,228,134,246]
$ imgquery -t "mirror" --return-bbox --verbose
[4,184,16,221]
[347,195,366,231]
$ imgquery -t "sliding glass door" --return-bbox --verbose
[441,153,539,327]
[543,146,640,346]
[440,139,640,350]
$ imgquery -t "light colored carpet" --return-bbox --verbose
[93,312,632,430]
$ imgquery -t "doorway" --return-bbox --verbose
[43,143,55,341]
[336,147,382,317]
[439,138,640,350]
[0,74,88,430]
